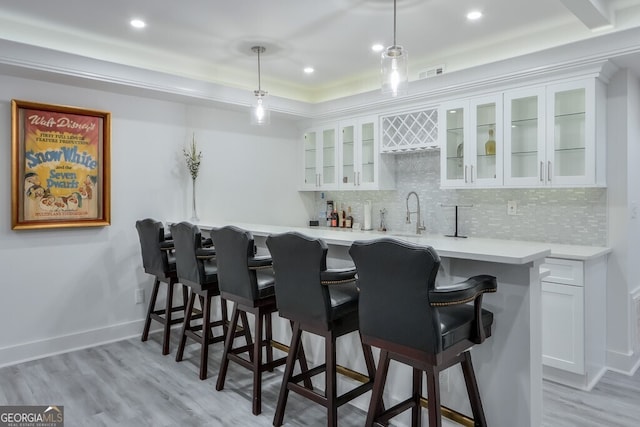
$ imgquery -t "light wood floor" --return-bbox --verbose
[1,332,639,426]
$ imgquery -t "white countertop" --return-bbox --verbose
[191,221,611,264]
[196,221,557,265]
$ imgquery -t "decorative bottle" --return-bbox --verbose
[485,128,496,155]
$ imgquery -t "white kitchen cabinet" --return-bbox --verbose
[339,116,394,190]
[440,95,502,188]
[504,78,605,187]
[301,117,394,192]
[301,125,338,190]
[541,256,607,390]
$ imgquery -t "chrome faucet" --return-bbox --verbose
[406,191,426,235]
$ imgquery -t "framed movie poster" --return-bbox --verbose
[11,100,111,230]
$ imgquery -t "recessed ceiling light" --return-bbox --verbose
[303,67,314,74]
[467,11,483,21]
[371,44,384,53]
[130,18,146,29]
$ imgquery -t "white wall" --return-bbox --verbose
[0,74,309,366]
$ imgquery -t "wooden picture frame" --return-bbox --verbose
[11,100,111,230]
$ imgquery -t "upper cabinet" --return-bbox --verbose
[440,95,503,188]
[442,77,606,189]
[301,125,338,190]
[504,78,605,187]
[301,116,394,191]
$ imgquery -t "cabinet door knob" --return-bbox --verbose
[540,161,544,182]
[464,165,468,183]
[470,165,474,183]
[548,160,552,182]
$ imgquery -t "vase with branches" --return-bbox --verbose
[183,134,202,222]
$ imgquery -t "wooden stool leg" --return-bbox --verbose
[199,291,211,380]
[461,351,487,427]
[252,308,264,415]
[220,297,229,336]
[162,278,175,355]
[366,350,390,427]
[240,311,253,363]
[291,320,313,389]
[326,331,338,427]
[425,367,442,427]
[181,284,189,314]
[176,290,195,362]
[216,303,241,391]
[412,368,423,427]
[274,322,302,427]
[141,278,160,342]
[265,312,274,371]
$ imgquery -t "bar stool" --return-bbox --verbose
[266,232,376,427]
[170,221,230,380]
[349,238,497,427]
[212,225,309,415]
[135,218,188,355]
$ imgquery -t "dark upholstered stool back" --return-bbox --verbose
[351,238,443,354]
[136,218,173,278]
[211,225,258,302]
[266,232,332,328]
[171,221,209,290]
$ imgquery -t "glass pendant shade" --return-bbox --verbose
[251,91,270,125]
[381,45,408,97]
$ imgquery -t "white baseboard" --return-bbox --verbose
[606,348,640,375]
[0,319,149,368]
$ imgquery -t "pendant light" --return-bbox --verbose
[250,46,270,125]
[381,0,408,97]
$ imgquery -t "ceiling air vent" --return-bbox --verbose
[418,64,445,79]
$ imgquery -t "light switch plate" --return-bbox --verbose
[507,200,517,216]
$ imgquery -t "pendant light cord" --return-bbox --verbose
[393,0,397,47]
[257,48,262,92]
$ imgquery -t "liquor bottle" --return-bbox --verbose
[346,206,353,228]
[331,208,338,227]
[485,128,496,155]
[338,203,345,228]
[326,200,333,227]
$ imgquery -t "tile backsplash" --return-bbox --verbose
[314,150,607,246]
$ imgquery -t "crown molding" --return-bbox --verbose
[1,25,639,122]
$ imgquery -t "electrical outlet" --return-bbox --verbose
[135,289,144,304]
[507,200,517,216]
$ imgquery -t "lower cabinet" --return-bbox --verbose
[541,256,607,390]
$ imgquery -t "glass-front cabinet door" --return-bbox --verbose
[301,126,337,190]
[440,96,501,188]
[504,87,546,186]
[546,80,594,186]
[440,102,467,187]
[321,127,337,187]
[471,95,502,186]
[302,130,318,190]
[339,116,378,190]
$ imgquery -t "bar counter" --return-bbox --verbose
[196,221,554,426]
